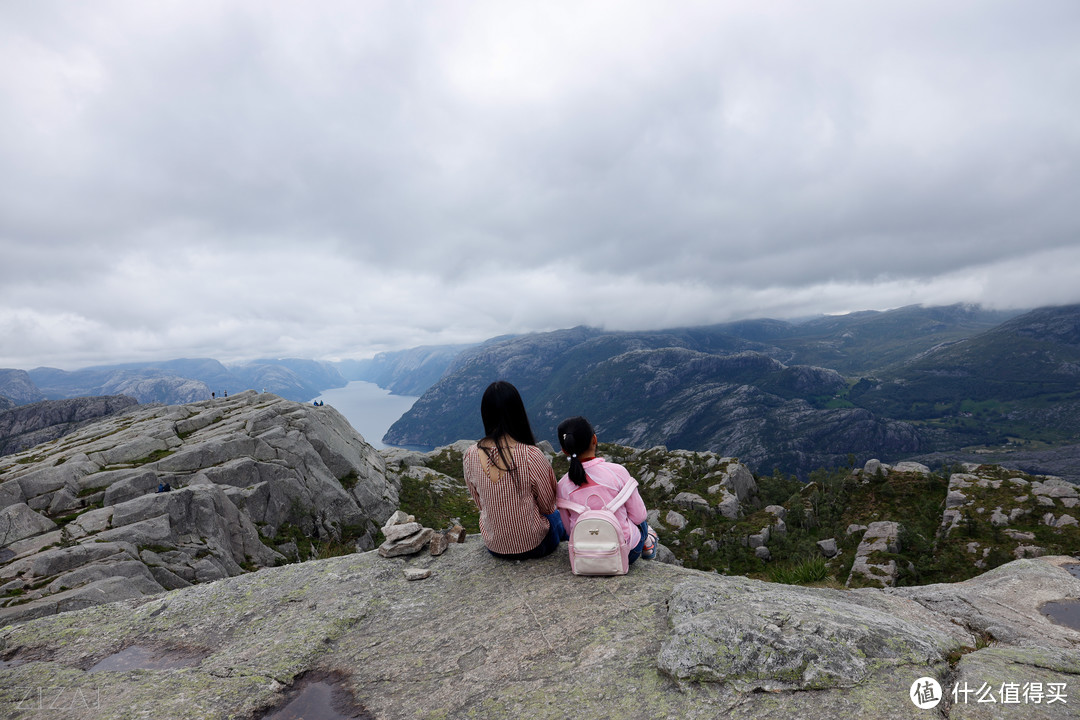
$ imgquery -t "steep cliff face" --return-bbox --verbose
[849,303,1080,447]
[385,340,918,476]
[0,542,1076,719]
[0,396,138,457]
[384,305,1080,477]
[0,391,398,626]
[340,344,474,396]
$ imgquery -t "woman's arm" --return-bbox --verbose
[528,449,558,515]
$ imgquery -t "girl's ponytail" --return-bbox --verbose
[557,416,594,487]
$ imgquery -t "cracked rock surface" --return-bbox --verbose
[0,541,1076,719]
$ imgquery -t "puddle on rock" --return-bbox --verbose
[1041,600,1080,632]
[1063,563,1080,579]
[261,674,371,720]
[86,645,206,673]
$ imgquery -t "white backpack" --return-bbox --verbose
[556,479,638,576]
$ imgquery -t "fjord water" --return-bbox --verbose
[310,381,418,450]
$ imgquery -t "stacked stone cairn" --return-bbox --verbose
[377,510,466,580]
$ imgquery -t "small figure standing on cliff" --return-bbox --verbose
[556,416,657,565]
[463,381,566,560]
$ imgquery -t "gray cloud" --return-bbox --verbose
[1,1,1078,368]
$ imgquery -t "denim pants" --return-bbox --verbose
[627,520,650,565]
[487,511,566,561]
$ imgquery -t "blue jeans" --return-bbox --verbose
[627,521,650,565]
[487,511,566,561]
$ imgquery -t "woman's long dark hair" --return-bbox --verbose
[557,416,594,487]
[479,380,537,472]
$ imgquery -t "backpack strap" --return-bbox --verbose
[555,496,588,514]
[555,478,638,515]
[604,478,638,513]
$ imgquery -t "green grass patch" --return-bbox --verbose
[132,448,175,466]
[767,555,831,585]
[137,544,175,554]
[398,470,479,534]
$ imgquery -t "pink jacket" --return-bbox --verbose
[557,458,648,548]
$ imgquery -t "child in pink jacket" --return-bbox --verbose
[556,416,657,563]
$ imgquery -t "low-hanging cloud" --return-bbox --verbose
[1,0,1078,369]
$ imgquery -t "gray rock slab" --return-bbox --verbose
[950,646,1080,719]
[658,574,967,691]
[97,435,169,466]
[382,509,413,529]
[378,527,434,557]
[0,574,163,627]
[46,487,83,515]
[947,489,969,508]
[716,490,741,519]
[15,463,93,500]
[69,506,114,535]
[147,564,193,591]
[721,463,758,502]
[0,545,1077,719]
[817,537,839,558]
[0,503,57,547]
[382,522,423,543]
[892,461,930,475]
[102,470,161,506]
[2,541,139,581]
[665,510,688,530]
[863,458,886,475]
[892,557,1080,647]
[0,479,26,507]
[673,492,709,511]
[47,559,161,595]
[94,514,173,547]
[2,529,62,560]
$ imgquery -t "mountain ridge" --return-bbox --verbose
[384,304,1076,478]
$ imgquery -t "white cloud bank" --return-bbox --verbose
[1,1,1078,369]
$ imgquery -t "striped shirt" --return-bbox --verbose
[463,440,557,555]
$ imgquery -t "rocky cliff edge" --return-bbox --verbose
[0,541,1077,719]
[0,391,399,627]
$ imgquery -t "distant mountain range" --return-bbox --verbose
[0,358,349,407]
[382,304,1080,478]
[6,303,1080,480]
[0,347,484,414]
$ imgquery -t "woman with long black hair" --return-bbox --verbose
[463,381,566,559]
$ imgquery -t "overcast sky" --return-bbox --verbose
[2,1,1078,370]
